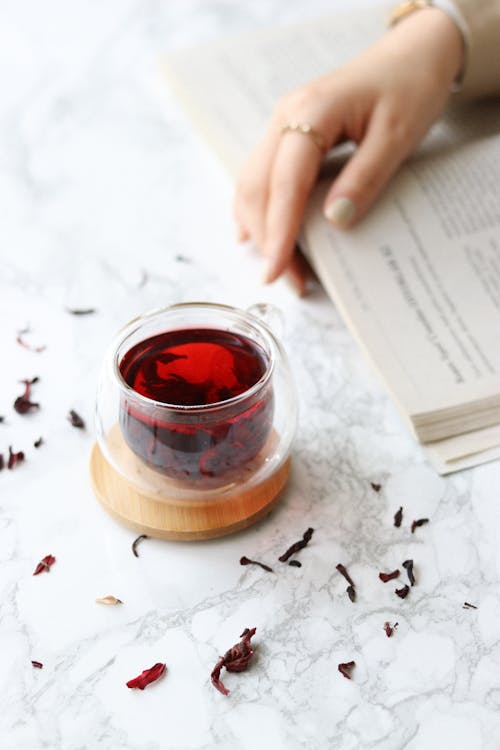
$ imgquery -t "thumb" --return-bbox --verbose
[323,107,413,228]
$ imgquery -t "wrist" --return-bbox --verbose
[388,6,464,88]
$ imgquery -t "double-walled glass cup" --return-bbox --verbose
[95,302,297,503]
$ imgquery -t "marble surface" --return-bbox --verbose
[1,1,499,749]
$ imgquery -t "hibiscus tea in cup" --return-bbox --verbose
[118,326,274,481]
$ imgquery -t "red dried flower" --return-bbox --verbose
[0,453,4,471]
[394,507,403,528]
[31,660,43,669]
[370,482,382,492]
[240,556,273,573]
[395,584,410,599]
[211,628,256,696]
[379,569,400,583]
[126,662,166,690]
[33,554,56,576]
[14,377,40,415]
[411,518,429,534]
[8,446,25,469]
[278,528,314,562]
[338,661,355,680]
[67,410,85,429]
[383,621,398,638]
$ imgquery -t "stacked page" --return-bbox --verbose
[164,5,500,473]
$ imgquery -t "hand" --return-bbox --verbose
[234,7,464,292]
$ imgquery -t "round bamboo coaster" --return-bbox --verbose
[89,433,291,541]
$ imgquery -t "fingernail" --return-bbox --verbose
[324,196,356,227]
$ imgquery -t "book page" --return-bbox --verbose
[164,8,388,175]
[303,133,500,441]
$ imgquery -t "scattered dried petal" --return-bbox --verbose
[31,660,43,669]
[14,378,40,414]
[66,308,96,315]
[96,595,123,605]
[411,518,429,534]
[240,556,273,573]
[0,415,4,423]
[211,627,256,696]
[8,446,25,469]
[34,436,43,448]
[16,328,46,353]
[288,560,302,568]
[463,602,478,610]
[384,622,398,638]
[336,563,355,588]
[394,507,403,528]
[0,454,4,471]
[395,584,410,599]
[338,661,355,680]
[67,410,85,429]
[379,569,400,583]
[346,585,356,603]
[126,662,166,690]
[402,559,416,586]
[370,482,382,492]
[33,554,56,576]
[132,534,149,557]
[278,528,314,563]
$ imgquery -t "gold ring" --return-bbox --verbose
[280,122,328,154]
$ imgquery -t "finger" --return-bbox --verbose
[234,121,283,249]
[262,133,325,283]
[283,251,310,297]
[234,217,250,243]
[323,105,415,227]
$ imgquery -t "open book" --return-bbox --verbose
[164,6,500,474]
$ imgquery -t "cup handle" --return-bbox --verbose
[246,303,285,339]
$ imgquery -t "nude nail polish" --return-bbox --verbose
[324,196,356,227]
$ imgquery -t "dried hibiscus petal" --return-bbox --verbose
[0,454,4,471]
[346,585,356,603]
[34,437,43,448]
[278,528,314,563]
[96,595,122,605]
[338,661,355,680]
[126,662,166,690]
[33,554,56,576]
[16,328,46,353]
[411,518,429,534]
[379,569,400,583]
[14,377,40,415]
[288,560,302,568]
[463,602,478,610]
[31,660,43,669]
[132,534,149,557]
[66,307,96,316]
[336,563,355,588]
[8,446,25,469]
[384,621,398,638]
[370,482,382,492]
[211,627,256,696]
[67,410,85,429]
[395,584,410,599]
[240,556,273,573]
[394,507,403,528]
[402,559,416,586]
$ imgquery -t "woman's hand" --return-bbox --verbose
[234,7,464,292]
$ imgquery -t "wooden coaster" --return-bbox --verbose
[89,429,291,540]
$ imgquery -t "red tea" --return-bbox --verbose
[119,328,274,480]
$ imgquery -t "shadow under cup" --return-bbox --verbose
[117,324,275,483]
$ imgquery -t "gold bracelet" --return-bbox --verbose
[388,0,431,28]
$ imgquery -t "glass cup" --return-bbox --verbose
[95,302,297,497]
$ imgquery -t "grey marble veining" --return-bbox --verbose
[0,1,499,749]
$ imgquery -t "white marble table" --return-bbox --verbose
[1,1,499,748]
